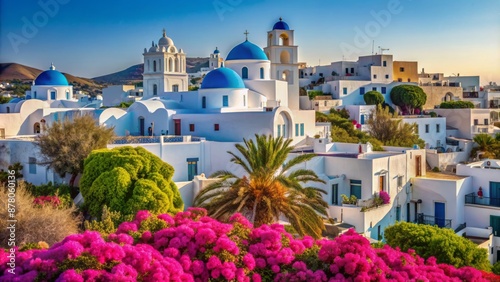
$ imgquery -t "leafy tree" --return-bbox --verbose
[193,134,328,238]
[367,105,425,148]
[385,222,491,271]
[0,96,11,104]
[36,114,115,193]
[363,90,384,105]
[308,90,323,100]
[390,85,427,114]
[439,101,475,109]
[80,146,184,218]
[0,162,23,184]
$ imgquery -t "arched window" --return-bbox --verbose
[34,122,40,134]
[175,58,179,72]
[242,67,248,79]
[153,84,158,96]
[66,91,70,100]
[280,50,290,64]
[169,58,174,72]
[153,60,157,72]
[268,33,273,46]
[260,67,264,79]
[279,33,289,46]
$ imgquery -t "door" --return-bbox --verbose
[139,117,145,136]
[435,202,445,227]
[379,175,385,192]
[407,203,411,222]
[415,156,422,176]
[50,91,56,100]
[331,184,338,205]
[174,119,181,136]
[491,182,500,207]
[491,215,500,237]
[396,206,401,221]
[360,114,365,125]
[187,158,198,181]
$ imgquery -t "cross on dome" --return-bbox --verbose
[49,63,55,70]
[244,30,249,41]
[162,28,166,37]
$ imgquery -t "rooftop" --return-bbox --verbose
[420,171,468,180]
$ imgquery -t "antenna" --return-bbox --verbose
[372,40,374,55]
[378,46,390,54]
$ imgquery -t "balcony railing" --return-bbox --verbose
[465,192,500,208]
[416,213,452,228]
[110,135,204,144]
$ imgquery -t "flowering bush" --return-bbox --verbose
[33,195,62,208]
[0,208,497,281]
[379,191,390,204]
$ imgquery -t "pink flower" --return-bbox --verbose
[242,253,255,270]
[271,264,280,273]
[252,273,262,282]
[191,260,205,276]
[206,256,221,270]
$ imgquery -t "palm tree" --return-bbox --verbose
[472,133,495,159]
[193,134,328,238]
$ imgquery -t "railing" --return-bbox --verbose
[111,136,161,144]
[465,192,500,208]
[416,213,452,228]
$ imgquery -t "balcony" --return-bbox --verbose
[111,135,204,144]
[473,124,493,133]
[416,213,452,228]
[465,192,500,208]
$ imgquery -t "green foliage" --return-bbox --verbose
[117,101,133,108]
[439,101,475,109]
[0,96,12,104]
[341,194,357,205]
[188,85,199,91]
[84,205,133,235]
[24,182,73,208]
[385,222,491,271]
[432,167,440,172]
[299,87,307,96]
[58,253,119,272]
[36,114,115,189]
[363,90,385,105]
[367,105,425,148]
[307,90,323,100]
[80,146,183,218]
[492,261,500,275]
[193,135,328,239]
[390,85,427,114]
[429,111,437,117]
[0,162,23,184]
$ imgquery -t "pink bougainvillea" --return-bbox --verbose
[0,207,496,281]
[379,190,391,204]
[32,195,61,208]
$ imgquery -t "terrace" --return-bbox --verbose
[416,213,452,228]
[465,193,500,208]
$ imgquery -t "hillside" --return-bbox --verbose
[92,57,209,84]
[0,63,96,87]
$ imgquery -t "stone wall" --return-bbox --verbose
[420,86,462,109]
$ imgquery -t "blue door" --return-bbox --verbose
[360,114,365,125]
[435,202,445,227]
[50,91,56,100]
[491,182,500,207]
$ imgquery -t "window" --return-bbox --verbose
[242,67,248,79]
[222,95,228,107]
[385,74,389,79]
[342,87,347,95]
[383,61,387,67]
[34,91,37,99]
[381,87,386,94]
[350,67,354,74]
[243,95,246,106]
[485,119,489,125]
[66,91,70,100]
[397,175,403,187]
[436,124,440,133]
[214,124,219,131]
[180,94,183,102]
[29,157,36,174]
[372,87,377,91]
[373,74,377,79]
[260,67,264,79]
[202,96,206,108]
[153,84,158,96]
[407,78,411,82]
[396,206,401,221]
[350,180,362,200]
[398,78,402,82]
[425,124,429,133]
[345,68,348,74]
[173,85,179,92]
[331,184,339,205]
[295,124,299,136]
[6,107,10,113]
[474,119,478,125]
[282,124,286,137]
[360,87,365,95]
[153,60,157,72]
[300,123,304,136]
[187,158,198,181]
[189,124,195,132]
[400,67,405,72]
[277,124,281,137]
[50,91,56,100]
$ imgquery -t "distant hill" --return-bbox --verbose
[0,63,96,87]
[93,57,209,85]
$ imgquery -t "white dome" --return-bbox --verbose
[158,29,174,47]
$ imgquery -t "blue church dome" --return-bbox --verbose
[200,67,245,89]
[34,64,69,86]
[214,47,220,54]
[273,17,290,30]
[226,40,268,61]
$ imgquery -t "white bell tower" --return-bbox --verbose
[264,18,300,110]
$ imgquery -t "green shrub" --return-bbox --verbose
[432,167,440,172]
[439,101,475,109]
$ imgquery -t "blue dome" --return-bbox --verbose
[214,47,220,54]
[35,65,68,86]
[226,40,268,61]
[273,18,289,30]
[200,67,245,89]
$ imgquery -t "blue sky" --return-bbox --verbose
[1,0,499,84]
